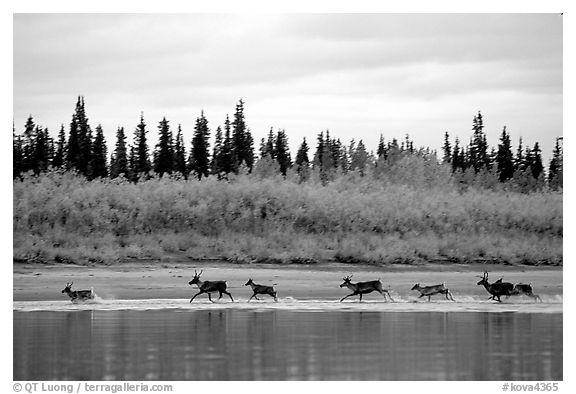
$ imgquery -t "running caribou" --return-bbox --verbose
[511,283,542,302]
[477,272,542,302]
[411,282,455,301]
[245,278,278,302]
[188,270,234,303]
[339,275,394,302]
[61,282,94,303]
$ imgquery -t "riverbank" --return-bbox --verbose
[13,261,563,302]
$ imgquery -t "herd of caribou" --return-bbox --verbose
[61,270,542,304]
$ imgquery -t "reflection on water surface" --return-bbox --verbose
[14,310,562,380]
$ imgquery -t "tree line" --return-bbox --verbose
[13,96,563,191]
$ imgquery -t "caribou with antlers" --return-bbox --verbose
[477,271,542,302]
[411,282,455,302]
[61,282,94,303]
[188,270,234,303]
[339,275,394,302]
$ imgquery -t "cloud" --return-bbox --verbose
[13,13,562,162]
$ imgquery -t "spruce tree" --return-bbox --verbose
[153,117,174,176]
[451,138,461,172]
[348,139,356,164]
[66,110,80,172]
[65,96,92,176]
[244,128,255,171]
[387,138,401,165]
[522,145,534,183]
[53,125,66,169]
[469,111,489,172]
[442,132,451,164]
[231,99,254,172]
[91,124,108,178]
[130,113,151,180]
[496,126,514,182]
[189,110,211,180]
[275,129,291,175]
[34,126,51,173]
[339,140,350,173]
[350,140,369,175]
[221,115,233,175]
[488,147,496,171]
[77,96,92,176]
[404,134,414,154]
[258,138,267,159]
[110,127,129,179]
[332,138,347,171]
[13,125,23,178]
[313,131,325,170]
[530,142,544,180]
[321,130,335,172]
[231,101,244,171]
[377,134,386,159]
[211,126,224,176]
[174,124,187,177]
[329,137,340,170]
[260,127,275,159]
[22,116,36,173]
[295,137,310,169]
[548,137,563,190]
[128,145,136,181]
[515,137,525,173]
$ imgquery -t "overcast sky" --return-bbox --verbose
[13,13,562,162]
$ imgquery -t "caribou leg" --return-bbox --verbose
[383,290,394,302]
[340,293,357,302]
[223,290,234,302]
[190,291,205,303]
[248,293,259,302]
[536,294,542,303]
[530,293,542,303]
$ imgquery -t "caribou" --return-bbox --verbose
[245,278,278,302]
[411,282,455,301]
[339,275,394,302]
[188,270,234,303]
[477,272,542,302]
[61,282,94,303]
[510,283,542,302]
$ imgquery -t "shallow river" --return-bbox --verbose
[13,299,562,381]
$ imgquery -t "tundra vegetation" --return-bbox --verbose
[13,97,562,266]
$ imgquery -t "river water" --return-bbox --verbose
[13,299,562,381]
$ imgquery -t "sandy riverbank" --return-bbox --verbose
[13,262,562,303]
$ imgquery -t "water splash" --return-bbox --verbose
[13,295,562,313]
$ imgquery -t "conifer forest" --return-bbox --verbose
[13,97,563,266]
